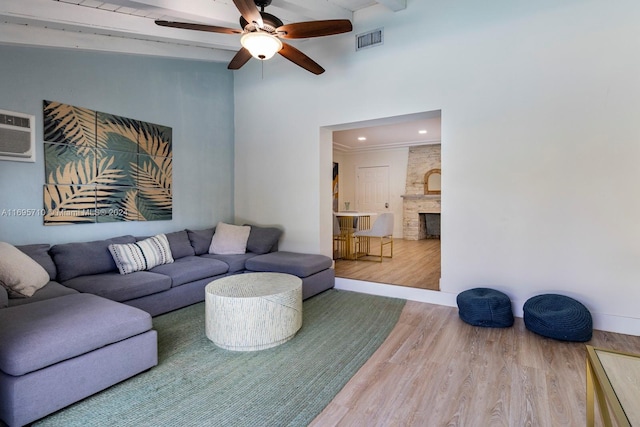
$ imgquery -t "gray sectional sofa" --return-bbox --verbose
[0,225,334,427]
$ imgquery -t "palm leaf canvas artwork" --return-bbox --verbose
[43,100,172,225]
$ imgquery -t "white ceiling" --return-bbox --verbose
[1,0,431,151]
[332,111,442,152]
[0,0,405,63]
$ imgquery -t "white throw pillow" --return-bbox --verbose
[209,222,251,255]
[109,234,174,275]
[0,242,50,298]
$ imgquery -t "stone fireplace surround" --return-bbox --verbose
[402,145,441,240]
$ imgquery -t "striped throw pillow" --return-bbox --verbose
[108,234,174,275]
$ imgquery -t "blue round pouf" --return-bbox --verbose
[456,288,514,328]
[523,294,592,342]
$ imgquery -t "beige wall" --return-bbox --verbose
[332,147,408,238]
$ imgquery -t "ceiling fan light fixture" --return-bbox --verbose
[241,32,283,60]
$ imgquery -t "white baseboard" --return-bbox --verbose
[591,314,640,336]
[510,299,640,337]
[334,277,457,307]
[334,278,640,336]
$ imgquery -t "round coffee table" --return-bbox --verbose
[205,272,303,351]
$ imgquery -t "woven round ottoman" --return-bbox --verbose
[456,288,514,328]
[205,272,302,351]
[523,294,592,342]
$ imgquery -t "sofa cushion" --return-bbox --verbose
[186,227,215,255]
[150,256,229,287]
[0,293,152,376]
[16,244,57,281]
[51,235,136,281]
[245,251,333,278]
[0,287,7,309]
[109,234,174,275]
[244,224,282,254]
[0,242,50,298]
[63,271,171,302]
[209,222,251,255]
[201,252,259,273]
[6,282,78,307]
[165,230,196,259]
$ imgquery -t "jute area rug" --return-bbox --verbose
[35,289,405,427]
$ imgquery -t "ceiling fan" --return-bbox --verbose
[155,0,353,75]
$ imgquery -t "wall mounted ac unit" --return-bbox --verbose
[0,109,36,162]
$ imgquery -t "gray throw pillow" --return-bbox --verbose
[0,286,8,308]
[165,230,196,259]
[244,224,283,254]
[187,228,215,255]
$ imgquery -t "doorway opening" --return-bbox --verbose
[326,110,442,291]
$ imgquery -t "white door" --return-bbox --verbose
[356,166,389,213]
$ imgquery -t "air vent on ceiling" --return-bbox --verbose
[356,28,383,51]
[0,109,36,163]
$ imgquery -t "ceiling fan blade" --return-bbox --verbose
[278,42,325,75]
[155,20,241,35]
[276,19,352,39]
[233,0,263,28]
[228,48,253,70]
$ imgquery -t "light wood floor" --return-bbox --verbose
[311,300,640,427]
[334,238,441,291]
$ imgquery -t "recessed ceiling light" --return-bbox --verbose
[358,136,367,141]
[418,130,428,134]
